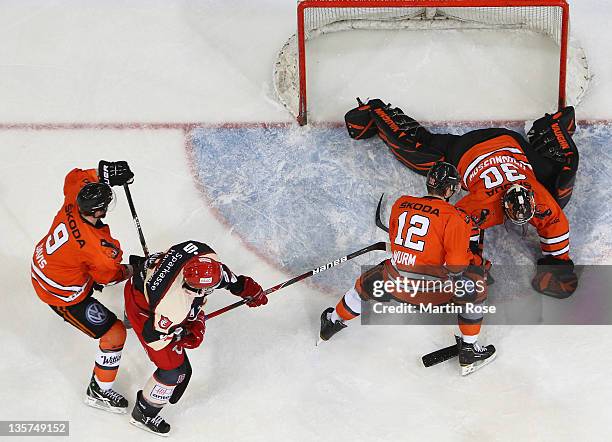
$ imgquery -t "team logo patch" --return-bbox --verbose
[86,303,108,325]
[158,315,173,330]
[100,239,120,259]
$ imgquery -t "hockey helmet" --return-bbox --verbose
[426,161,460,198]
[183,255,223,292]
[77,182,114,216]
[502,184,536,225]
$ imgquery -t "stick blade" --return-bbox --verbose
[421,343,459,367]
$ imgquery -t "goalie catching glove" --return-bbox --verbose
[531,256,578,299]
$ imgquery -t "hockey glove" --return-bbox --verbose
[532,256,578,299]
[527,106,576,162]
[180,311,206,349]
[528,106,576,143]
[98,160,134,187]
[229,275,267,307]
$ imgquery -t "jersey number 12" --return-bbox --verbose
[394,212,430,252]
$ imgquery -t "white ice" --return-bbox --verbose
[0,1,611,441]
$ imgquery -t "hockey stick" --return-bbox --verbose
[375,193,389,233]
[422,342,459,367]
[205,241,389,321]
[123,183,150,258]
[422,228,490,367]
[376,191,457,367]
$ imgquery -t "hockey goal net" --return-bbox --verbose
[274,0,585,125]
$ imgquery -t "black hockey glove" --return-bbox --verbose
[527,106,576,162]
[98,160,134,187]
[532,256,578,299]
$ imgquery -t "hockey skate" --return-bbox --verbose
[319,307,347,342]
[84,375,128,414]
[456,336,496,376]
[129,391,171,437]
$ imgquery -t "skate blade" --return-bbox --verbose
[129,418,170,437]
[315,336,325,347]
[461,352,497,376]
[84,396,127,414]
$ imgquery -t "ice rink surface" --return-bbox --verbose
[1,1,611,441]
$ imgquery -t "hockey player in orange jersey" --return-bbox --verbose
[320,162,495,375]
[31,160,135,413]
[345,99,578,298]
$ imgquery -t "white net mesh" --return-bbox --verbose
[273,1,590,122]
[304,6,562,42]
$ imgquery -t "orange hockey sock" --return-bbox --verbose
[93,320,126,390]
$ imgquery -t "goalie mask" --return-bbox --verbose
[183,255,223,295]
[426,161,460,199]
[503,184,536,225]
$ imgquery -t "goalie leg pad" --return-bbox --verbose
[528,106,576,143]
[345,99,379,140]
[527,107,579,208]
[368,100,444,176]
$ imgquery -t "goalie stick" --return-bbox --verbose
[205,241,390,321]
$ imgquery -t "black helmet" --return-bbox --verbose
[77,182,114,216]
[426,161,460,198]
[502,184,535,225]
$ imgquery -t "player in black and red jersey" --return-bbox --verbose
[124,241,267,435]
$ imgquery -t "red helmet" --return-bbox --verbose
[183,255,223,290]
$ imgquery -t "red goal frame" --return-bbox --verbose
[295,0,570,125]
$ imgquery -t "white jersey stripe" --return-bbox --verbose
[542,245,570,256]
[31,261,87,292]
[31,273,82,302]
[462,147,525,187]
[539,232,570,244]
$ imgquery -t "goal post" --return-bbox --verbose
[275,0,574,125]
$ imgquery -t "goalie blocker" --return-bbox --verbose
[345,98,578,209]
